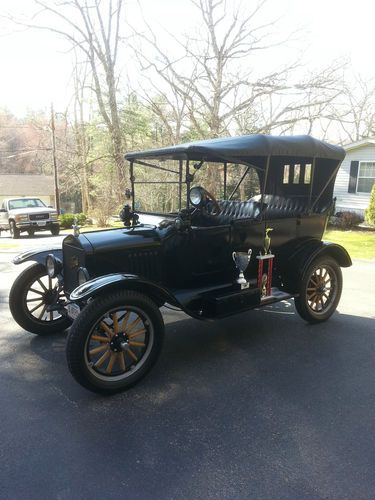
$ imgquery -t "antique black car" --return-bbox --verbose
[9,135,351,394]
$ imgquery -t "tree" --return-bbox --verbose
[328,74,375,144]
[6,0,126,202]
[365,184,375,226]
[133,0,342,139]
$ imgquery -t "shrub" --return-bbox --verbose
[365,184,375,226]
[59,213,87,229]
[329,211,363,230]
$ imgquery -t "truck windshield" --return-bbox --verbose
[8,198,46,210]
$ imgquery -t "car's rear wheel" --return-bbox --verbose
[9,263,72,335]
[9,220,20,239]
[294,256,342,323]
[66,290,164,394]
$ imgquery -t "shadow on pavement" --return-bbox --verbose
[0,301,375,498]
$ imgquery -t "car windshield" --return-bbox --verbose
[132,159,261,214]
[8,198,46,210]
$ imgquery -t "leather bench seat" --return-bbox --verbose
[261,195,307,218]
[198,195,330,226]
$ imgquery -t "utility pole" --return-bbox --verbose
[50,103,61,214]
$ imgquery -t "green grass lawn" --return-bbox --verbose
[324,229,375,260]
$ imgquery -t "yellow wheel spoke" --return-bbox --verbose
[128,341,145,347]
[94,350,110,368]
[100,321,114,338]
[89,344,109,356]
[128,328,146,339]
[91,335,110,343]
[127,317,142,333]
[121,311,130,332]
[112,313,119,335]
[106,353,117,374]
[119,352,126,371]
[127,348,138,362]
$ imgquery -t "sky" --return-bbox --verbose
[0,0,374,117]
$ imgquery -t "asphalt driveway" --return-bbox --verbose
[0,234,374,499]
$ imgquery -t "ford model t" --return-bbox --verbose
[9,135,351,394]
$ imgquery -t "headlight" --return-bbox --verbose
[45,254,62,278]
[15,214,28,222]
[189,186,204,207]
[50,212,58,220]
[77,267,90,285]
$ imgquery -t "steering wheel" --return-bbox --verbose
[202,188,221,215]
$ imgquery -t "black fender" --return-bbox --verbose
[278,238,352,293]
[12,247,62,266]
[70,272,182,309]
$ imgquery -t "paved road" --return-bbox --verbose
[0,234,375,499]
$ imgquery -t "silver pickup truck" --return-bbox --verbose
[0,197,60,238]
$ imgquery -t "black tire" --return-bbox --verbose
[294,256,343,324]
[9,220,20,239]
[9,263,72,335]
[27,228,35,237]
[51,226,60,236]
[66,290,164,394]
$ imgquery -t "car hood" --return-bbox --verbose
[79,225,162,255]
[9,207,56,216]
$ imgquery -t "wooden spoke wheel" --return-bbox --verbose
[66,290,164,394]
[9,263,72,335]
[294,257,342,324]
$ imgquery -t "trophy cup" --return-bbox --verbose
[232,249,252,289]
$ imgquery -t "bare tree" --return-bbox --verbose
[132,0,305,138]
[5,0,126,201]
[328,75,375,144]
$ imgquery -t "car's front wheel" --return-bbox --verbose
[51,226,60,236]
[66,290,164,394]
[9,263,72,335]
[294,256,343,323]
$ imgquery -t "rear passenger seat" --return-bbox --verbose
[200,195,330,226]
[260,195,307,218]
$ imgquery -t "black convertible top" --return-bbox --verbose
[125,134,345,162]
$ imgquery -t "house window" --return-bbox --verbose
[357,162,375,193]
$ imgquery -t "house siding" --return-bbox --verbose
[334,144,375,214]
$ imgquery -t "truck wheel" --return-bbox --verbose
[51,226,60,236]
[294,256,342,324]
[27,228,35,237]
[9,263,72,335]
[66,290,164,394]
[9,220,20,239]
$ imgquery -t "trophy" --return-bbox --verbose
[232,249,252,289]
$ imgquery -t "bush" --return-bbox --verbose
[329,211,363,230]
[365,184,375,226]
[59,213,87,229]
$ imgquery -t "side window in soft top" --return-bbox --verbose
[1,201,6,210]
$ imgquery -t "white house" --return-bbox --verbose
[334,139,375,215]
[0,174,56,207]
